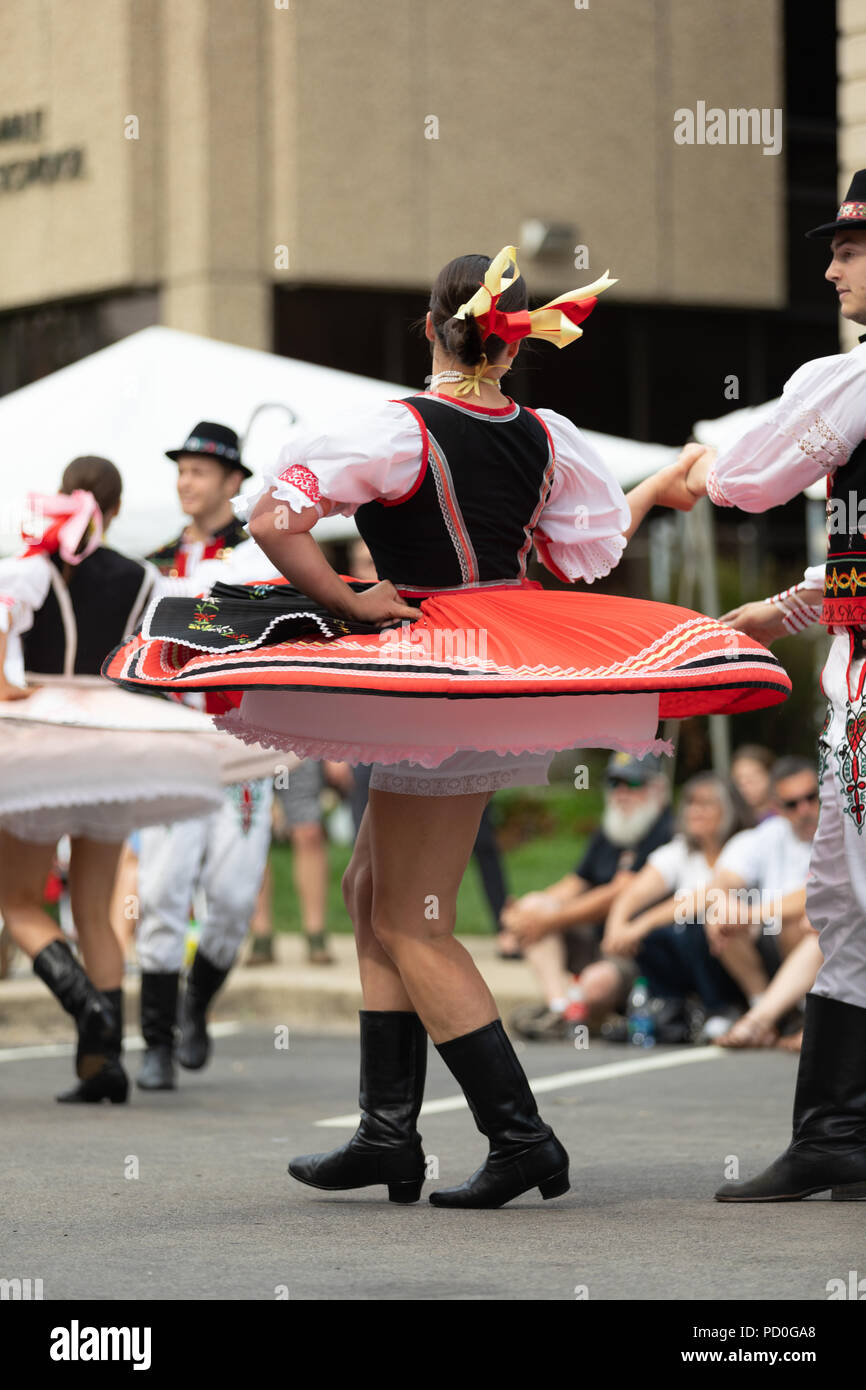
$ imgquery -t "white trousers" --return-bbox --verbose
[136,779,273,974]
[807,634,866,1008]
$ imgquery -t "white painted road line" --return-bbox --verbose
[0,1021,243,1064]
[316,1045,728,1127]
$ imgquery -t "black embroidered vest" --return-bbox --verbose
[824,439,866,628]
[21,548,151,676]
[147,516,249,576]
[353,394,555,594]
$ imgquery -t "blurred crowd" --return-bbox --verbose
[0,739,821,1063]
[506,745,820,1053]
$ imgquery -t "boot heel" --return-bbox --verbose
[538,1169,570,1200]
[831,1181,866,1201]
[388,1179,423,1204]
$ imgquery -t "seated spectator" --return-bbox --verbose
[506,752,674,1040]
[594,772,753,1040]
[731,744,776,824]
[701,755,819,1013]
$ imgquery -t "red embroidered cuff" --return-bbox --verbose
[706,466,734,508]
[277,463,321,505]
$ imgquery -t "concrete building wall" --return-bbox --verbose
[0,0,785,352]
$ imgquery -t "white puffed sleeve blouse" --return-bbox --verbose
[234,396,630,587]
[708,344,866,511]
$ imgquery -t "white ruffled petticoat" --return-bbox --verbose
[0,677,227,843]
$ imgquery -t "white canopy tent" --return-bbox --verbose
[0,326,675,559]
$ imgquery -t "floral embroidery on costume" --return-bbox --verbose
[227,779,265,835]
[833,699,866,833]
[278,463,321,505]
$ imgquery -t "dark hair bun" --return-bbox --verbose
[440,313,484,366]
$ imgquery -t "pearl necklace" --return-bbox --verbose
[428,361,506,397]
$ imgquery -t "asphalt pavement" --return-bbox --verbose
[2,1026,862,1301]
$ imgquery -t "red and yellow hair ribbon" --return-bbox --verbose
[454,244,617,348]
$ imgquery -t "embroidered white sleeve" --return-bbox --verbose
[532,410,630,584]
[233,400,424,523]
[0,553,53,637]
[712,346,866,511]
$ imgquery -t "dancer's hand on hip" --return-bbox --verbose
[348,580,423,628]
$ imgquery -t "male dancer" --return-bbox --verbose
[137,422,278,1090]
[685,172,866,1200]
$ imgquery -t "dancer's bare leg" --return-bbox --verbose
[67,838,125,991]
[343,804,414,1010]
[0,832,63,958]
[109,840,139,955]
[366,788,499,1044]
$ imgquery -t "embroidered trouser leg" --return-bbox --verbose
[808,636,866,1009]
[136,816,210,974]
[197,778,274,971]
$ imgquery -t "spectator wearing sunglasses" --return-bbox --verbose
[701,757,820,1020]
[506,753,673,1040]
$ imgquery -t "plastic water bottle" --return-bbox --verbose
[627,976,656,1048]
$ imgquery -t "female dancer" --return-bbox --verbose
[106,247,790,1204]
[0,457,223,1104]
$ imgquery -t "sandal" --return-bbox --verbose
[775,1029,803,1053]
[716,1012,779,1048]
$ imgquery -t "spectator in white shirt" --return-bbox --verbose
[702,756,820,1018]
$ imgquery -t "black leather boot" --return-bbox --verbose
[57,988,129,1104]
[137,972,179,1091]
[715,993,866,1202]
[429,1018,570,1209]
[32,942,127,1104]
[177,949,230,1071]
[289,1010,428,1203]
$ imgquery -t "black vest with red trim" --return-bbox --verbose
[147,516,249,577]
[21,548,151,676]
[824,440,866,629]
[353,393,555,593]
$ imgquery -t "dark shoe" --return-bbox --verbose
[137,972,179,1091]
[289,1010,428,1203]
[178,950,229,1070]
[246,934,275,966]
[57,989,129,1104]
[428,1018,569,1209]
[305,931,335,965]
[510,1006,572,1042]
[715,994,866,1202]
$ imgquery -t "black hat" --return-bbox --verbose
[165,421,252,479]
[805,170,866,239]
